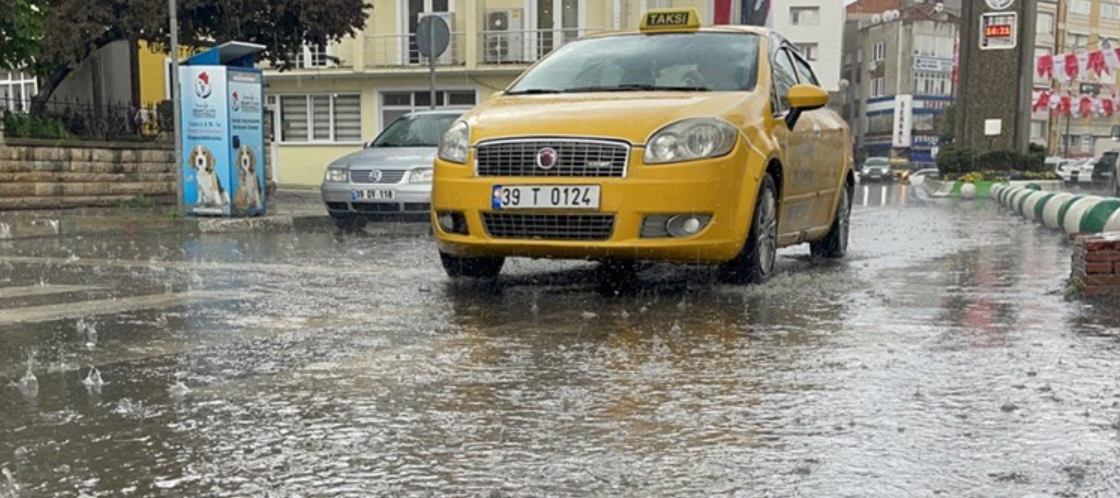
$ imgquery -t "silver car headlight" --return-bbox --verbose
[439,121,470,164]
[409,168,433,183]
[644,118,738,165]
[325,168,347,183]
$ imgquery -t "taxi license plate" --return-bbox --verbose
[352,189,395,201]
[492,185,600,210]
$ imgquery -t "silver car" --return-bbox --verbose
[321,110,463,230]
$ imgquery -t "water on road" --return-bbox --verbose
[1,184,1119,497]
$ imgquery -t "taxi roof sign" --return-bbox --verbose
[640,8,701,33]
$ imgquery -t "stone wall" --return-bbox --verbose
[0,138,176,210]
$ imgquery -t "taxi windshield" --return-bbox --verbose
[508,33,760,94]
[372,114,460,148]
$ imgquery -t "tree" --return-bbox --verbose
[31,0,371,104]
[937,103,956,145]
[0,0,47,70]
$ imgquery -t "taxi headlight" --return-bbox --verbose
[644,119,738,164]
[325,168,348,183]
[409,168,433,183]
[439,121,470,164]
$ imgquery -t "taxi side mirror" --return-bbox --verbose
[785,84,829,129]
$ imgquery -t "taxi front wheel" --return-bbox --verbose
[440,252,505,279]
[719,173,778,285]
[810,185,851,260]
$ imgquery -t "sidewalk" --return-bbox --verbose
[0,187,331,240]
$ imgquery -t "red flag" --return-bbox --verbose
[1034,91,1051,112]
[1080,96,1094,117]
[1065,54,1082,80]
[1037,54,1054,79]
[1059,95,1073,116]
[1105,97,1116,117]
[1089,50,1109,76]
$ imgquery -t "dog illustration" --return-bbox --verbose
[188,145,229,207]
[233,145,263,211]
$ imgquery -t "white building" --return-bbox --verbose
[769,0,845,92]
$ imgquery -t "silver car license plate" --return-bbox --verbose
[352,189,395,201]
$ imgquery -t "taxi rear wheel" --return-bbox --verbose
[719,173,778,285]
[810,184,851,259]
[440,252,505,279]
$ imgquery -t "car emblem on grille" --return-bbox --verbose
[369,170,383,182]
[536,147,559,170]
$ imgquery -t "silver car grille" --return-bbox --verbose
[350,169,406,184]
[482,213,616,241]
[476,139,629,178]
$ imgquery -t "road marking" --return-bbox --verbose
[0,291,241,326]
[0,285,102,300]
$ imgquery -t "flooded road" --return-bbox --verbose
[2,183,1119,497]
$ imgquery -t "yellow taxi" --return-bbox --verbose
[432,8,854,283]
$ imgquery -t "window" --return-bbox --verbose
[857,49,863,63]
[873,42,886,62]
[1068,32,1090,49]
[771,49,799,113]
[1037,12,1054,34]
[1031,120,1046,139]
[790,7,820,26]
[797,43,819,61]
[1069,0,1091,16]
[871,77,886,97]
[913,71,952,96]
[867,113,892,134]
[278,94,361,143]
[0,70,37,112]
[915,35,953,58]
[792,53,820,86]
[295,43,333,69]
[379,90,477,131]
[912,114,935,132]
[1103,2,1120,20]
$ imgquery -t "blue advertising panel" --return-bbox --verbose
[227,68,266,216]
[180,66,231,216]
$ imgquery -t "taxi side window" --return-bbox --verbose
[770,48,798,114]
[791,52,820,87]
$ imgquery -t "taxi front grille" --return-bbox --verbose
[483,213,616,241]
[475,139,629,177]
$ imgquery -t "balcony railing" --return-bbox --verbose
[364,32,469,69]
[478,29,606,65]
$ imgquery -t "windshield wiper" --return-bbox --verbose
[506,88,563,95]
[563,84,711,93]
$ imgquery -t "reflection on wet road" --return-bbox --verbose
[2,184,1119,497]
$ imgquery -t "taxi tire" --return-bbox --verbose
[719,173,778,285]
[811,185,851,259]
[332,214,367,232]
[440,252,505,279]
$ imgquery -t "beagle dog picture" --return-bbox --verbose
[189,145,229,207]
[233,145,264,211]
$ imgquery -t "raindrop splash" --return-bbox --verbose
[77,319,97,349]
[1,467,18,497]
[0,223,10,239]
[17,353,38,398]
[82,366,105,393]
[169,381,190,399]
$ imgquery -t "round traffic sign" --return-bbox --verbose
[417,15,451,59]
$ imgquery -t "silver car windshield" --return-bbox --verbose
[373,114,460,148]
[507,33,760,94]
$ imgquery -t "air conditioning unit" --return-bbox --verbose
[485,9,525,64]
[868,61,878,72]
[419,12,456,65]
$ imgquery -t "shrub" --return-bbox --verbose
[977,149,1027,171]
[936,146,977,178]
[1,112,74,140]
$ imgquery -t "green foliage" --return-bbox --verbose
[938,103,955,144]
[935,146,977,177]
[0,0,47,70]
[937,145,1058,181]
[977,150,1026,171]
[1,112,73,139]
[117,194,157,209]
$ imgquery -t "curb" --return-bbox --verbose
[0,214,332,240]
[992,184,1120,235]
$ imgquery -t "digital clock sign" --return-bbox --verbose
[984,24,1012,38]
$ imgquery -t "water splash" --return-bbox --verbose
[17,353,38,398]
[169,381,190,398]
[0,223,10,239]
[77,319,97,349]
[1,467,18,497]
[82,367,105,393]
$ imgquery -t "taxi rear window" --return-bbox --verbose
[508,33,760,94]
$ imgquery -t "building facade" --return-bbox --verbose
[768,0,845,92]
[841,1,958,166]
[264,0,846,186]
[1043,0,1120,158]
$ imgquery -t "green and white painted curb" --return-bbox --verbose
[992,183,1120,235]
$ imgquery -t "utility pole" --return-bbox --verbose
[169,0,184,213]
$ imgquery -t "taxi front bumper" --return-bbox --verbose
[431,150,761,263]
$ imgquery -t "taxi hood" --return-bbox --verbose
[467,92,754,145]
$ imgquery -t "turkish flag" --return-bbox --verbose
[1089,50,1110,76]
[1059,95,1073,116]
[1105,97,1116,117]
[1037,54,1054,79]
[1034,91,1051,112]
[1080,96,1094,117]
[1064,53,1082,80]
